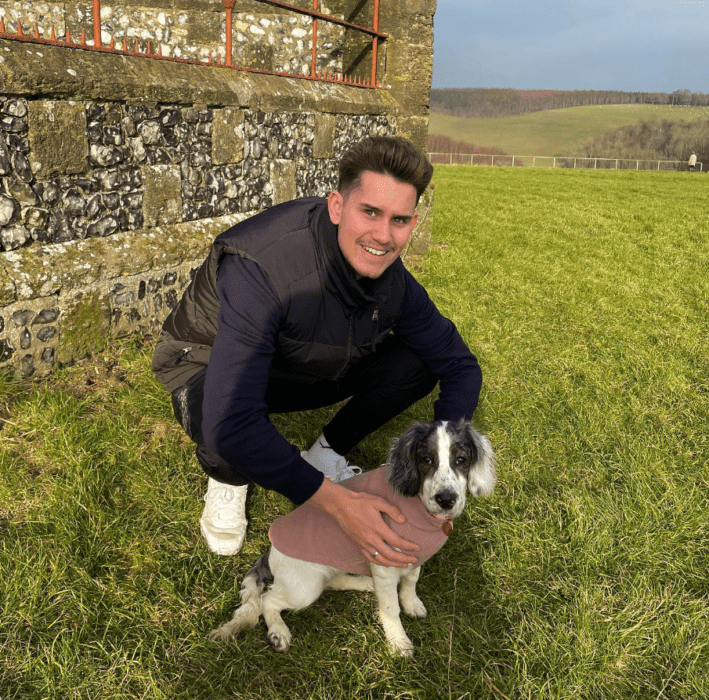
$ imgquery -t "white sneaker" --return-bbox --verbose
[301,433,362,483]
[200,478,248,555]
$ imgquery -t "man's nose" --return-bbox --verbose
[370,219,392,243]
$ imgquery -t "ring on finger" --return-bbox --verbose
[372,550,380,558]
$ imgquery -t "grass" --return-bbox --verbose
[1,165,708,698]
[429,104,709,156]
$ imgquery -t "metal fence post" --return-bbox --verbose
[222,0,235,66]
[92,0,101,46]
[310,0,318,77]
[370,0,380,87]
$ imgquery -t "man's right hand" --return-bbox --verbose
[307,478,420,568]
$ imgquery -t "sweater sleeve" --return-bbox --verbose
[201,254,325,504]
[395,271,482,420]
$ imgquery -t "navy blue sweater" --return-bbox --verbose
[201,206,481,504]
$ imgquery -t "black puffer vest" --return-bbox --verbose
[152,197,408,393]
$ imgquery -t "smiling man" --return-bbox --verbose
[152,136,482,564]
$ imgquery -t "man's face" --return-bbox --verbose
[328,170,418,279]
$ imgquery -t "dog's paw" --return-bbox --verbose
[267,628,292,652]
[207,625,233,642]
[387,636,415,659]
[403,597,427,620]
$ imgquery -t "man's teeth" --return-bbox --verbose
[363,245,386,256]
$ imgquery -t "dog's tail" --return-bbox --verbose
[238,551,273,617]
[207,551,273,641]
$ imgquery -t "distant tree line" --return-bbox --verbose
[426,134,508,156]
[431,88,709,118]
[577,118,709,166]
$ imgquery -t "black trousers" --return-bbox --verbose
[171,335,437,486]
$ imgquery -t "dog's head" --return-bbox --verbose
[387,419,496,520]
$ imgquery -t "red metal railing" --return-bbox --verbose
[0,0,387,88]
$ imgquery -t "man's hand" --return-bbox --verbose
[307,478,419,568]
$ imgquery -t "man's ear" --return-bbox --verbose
[327,190,343,225]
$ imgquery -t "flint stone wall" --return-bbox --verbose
[0,1,355,72]
[0,0,435,379]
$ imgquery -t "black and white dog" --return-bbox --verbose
[208,419,496,657]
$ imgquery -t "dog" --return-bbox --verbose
[208,419,496,657]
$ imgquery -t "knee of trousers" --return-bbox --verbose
[195,444,250,487]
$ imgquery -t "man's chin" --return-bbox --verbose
[352,261,392,280]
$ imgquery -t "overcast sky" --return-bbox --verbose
[432,0,709,92]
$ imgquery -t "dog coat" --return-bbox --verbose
[268,466,451,576]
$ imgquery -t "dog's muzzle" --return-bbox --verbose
[419,493,455,523]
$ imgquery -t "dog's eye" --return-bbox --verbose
[421,455,432,465]
[455,455,467,466]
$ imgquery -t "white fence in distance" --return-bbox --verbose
[427,153,703,172]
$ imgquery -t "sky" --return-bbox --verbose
[432,0,709,92]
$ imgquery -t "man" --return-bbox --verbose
[152,136,482,568]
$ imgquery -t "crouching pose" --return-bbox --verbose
[208,420,496,658]
[151,136,484,571]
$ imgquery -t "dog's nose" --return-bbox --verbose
[435,490,458,510]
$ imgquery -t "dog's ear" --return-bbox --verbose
[387,422,429,497]
[464,423,496,497]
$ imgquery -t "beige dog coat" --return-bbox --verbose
[269,466,451,576]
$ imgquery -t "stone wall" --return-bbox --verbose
[0,0,435,379]
[0,0,351,71]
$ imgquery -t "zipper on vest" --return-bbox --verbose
[334,313,355,381]
[370,307,379,351]
[173,346,193,365]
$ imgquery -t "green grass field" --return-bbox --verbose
[1,166,708,698]
[430,104,709,156]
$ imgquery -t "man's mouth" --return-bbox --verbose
[362,245,387,257]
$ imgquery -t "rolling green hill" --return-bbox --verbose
[429,104,709,156]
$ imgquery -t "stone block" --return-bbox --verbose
[312,114,336,159]
[270,160,296,204]
[57,289,111,364]
[184,9,224,44]
[142,164,182,227]
[404,185,434,258]
[27,101,88,177]
[395,115,430,152]
[212,108,246,165]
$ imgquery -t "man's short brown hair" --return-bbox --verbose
[338,136,433,203]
